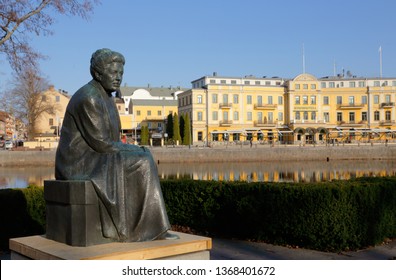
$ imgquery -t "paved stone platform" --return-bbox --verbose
[9,231,211,260]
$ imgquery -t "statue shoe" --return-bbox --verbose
[157,232,180,240]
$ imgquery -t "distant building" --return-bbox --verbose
[119,85,186,142]
[34,86,71,141]
[180,73,396,145]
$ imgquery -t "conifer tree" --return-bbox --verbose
[183,113,191,145]
[172,112,181,143]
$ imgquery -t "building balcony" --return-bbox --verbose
[219,120,233,126]
[337,103,365,110]
[219,103,233,109]
[337,121,366,127]
[380,102,395,108]
[254,103,277,110]
[379,120,396,126]
[254,120,276,127]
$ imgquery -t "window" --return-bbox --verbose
[362,96,367,104]
[278,96,283,105]
[210,79,216,83]
[247,95,252,104]
[255,81,260,85]
[374,81,380,87]
[349,82,356,87]
[56,96,60,102]
[303,84,308,89]
[310,95,316,104]
[303,111,308,120]
[222,94,229,104]
[247,112,252,121]
[278,112,283,121]
[223,111,229,121]
[311,111,316,120]
[374,111,380,121]
[295,111,300,120]
[295,96,300,104]
[212,94,218,103]
[243,80,250,85]
[257,112,263,122]
[49,118,54,126]
[386,111,391,120]
[324,112,329,122]
[386,95,391,103]
[137,110,141,116]
[158,123,162,128]
[362,112,367,121]
[295,84,300,90]
[212,111,218,121]
[337,112,343,122]
[157,110,161,116]
[268,96,273,104]
[349,112,355,122]
[329,82,335,88]
[359,81,365,87]
[257,96,262,105]
[323,96,329,105]
[337,96,342,104]
[303,95,308,105]
[197,95,202,104]
[147,110,151,116]
[233,94,239,104]
[268,112,273,121]
[197,132,203,141]
[311,84,316,90]
[374,95,379,104]
[231,80,237,84]
[393,81,396,86]
[233,111,239,121]
[220,80,226,84]
[321,82,326,88]
[348,96,355,105]
[197,111,203,121]
[148,122,152,128]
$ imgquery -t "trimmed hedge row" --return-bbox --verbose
[161,177,396,252]
[0,177,395,252]
[0,186,45,250]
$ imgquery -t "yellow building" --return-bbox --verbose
[179,74,287,144]
[119,86,185,143]
[35,86,70,141]
[181,73,396,145]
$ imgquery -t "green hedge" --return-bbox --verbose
[0,186,45,250]
[161,177,396,252]
[0,177,395,252]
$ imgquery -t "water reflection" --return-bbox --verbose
[157,160,396,183]
[1,160,396,188]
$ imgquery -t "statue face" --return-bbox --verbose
[97,62,124,93]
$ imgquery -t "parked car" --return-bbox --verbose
[4,140,13,150]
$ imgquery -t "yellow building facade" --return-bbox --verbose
[119,86,185,143]
[180,73,396,145]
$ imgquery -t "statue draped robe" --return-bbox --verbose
[55,79,170,242]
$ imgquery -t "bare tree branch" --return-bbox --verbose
[0,0,100,72]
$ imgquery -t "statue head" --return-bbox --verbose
[90,48,125,93]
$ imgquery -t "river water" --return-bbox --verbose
[1,159,396,189]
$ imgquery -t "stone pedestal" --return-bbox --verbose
[9,232,211,260]
[44,180,110,247]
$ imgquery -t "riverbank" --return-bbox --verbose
[0,143,395,166]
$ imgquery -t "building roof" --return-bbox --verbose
[120,86,189,98]
[132,99,177,106]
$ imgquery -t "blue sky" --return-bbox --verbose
[1,0,396,94]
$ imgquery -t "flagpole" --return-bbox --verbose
[379,46,383,78]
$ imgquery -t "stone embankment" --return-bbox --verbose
[0,143,395,166]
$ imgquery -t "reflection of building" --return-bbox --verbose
[119,85,186,142]
[181,73,396,144]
